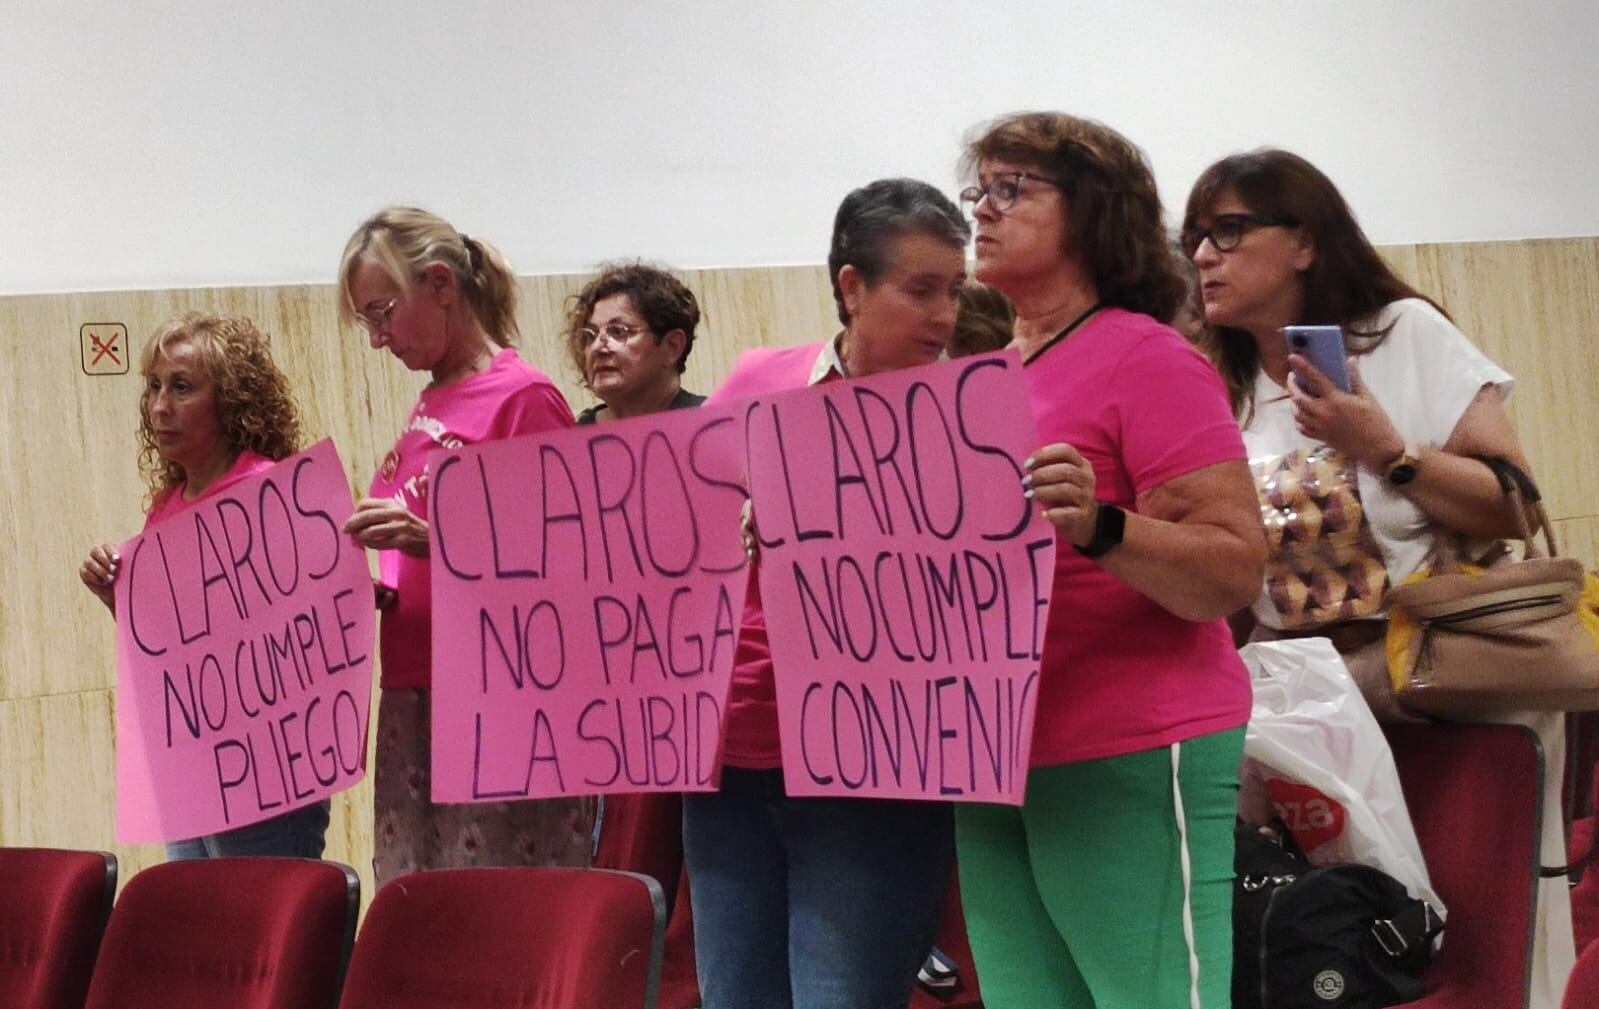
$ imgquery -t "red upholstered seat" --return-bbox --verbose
[337,867,666,1009]
[1385,723,1543,1009]
[83,857,358,1009]
[1569,732,1599,956]
[0,848,117,1009]
[593,793,700,1009]
[1566,940,1599,1009]
[911,873,984,1009]
[1572,812,1599,956]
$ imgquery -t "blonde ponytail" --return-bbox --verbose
[338,206,519,346]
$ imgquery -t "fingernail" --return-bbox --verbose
[1024,456,1035,469]
[1023,489,1034,500]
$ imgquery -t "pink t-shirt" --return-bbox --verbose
[705,343,831,769]
[143,451,276,531]
[369,349,575,689]
[1026,308,1250,766]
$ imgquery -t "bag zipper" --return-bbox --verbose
[1430,593,1564,625]
[1260,881,1287,1007]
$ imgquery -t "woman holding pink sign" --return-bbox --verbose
[953,113,1266,1009]
[686,178,969,1009]
[338,207,595,885]
[78,311,332,860]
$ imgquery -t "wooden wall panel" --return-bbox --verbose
[1554,517,1599,572]
[1384,239,1599,523]
[1,242,1594,905]
[0,690,159,872]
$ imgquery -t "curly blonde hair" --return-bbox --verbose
[137,312,302,505]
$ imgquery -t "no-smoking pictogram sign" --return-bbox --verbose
[81,323,130,375]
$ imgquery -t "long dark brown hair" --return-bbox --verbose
[1183,149,1441,419]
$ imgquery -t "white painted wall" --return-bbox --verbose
[3,0,1596,294]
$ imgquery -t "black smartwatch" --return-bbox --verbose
[1075,503,1126,559]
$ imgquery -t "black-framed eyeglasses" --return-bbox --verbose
[356,296,399,335]
[1181,213,1297,257]
[579,321,652,347]
[959,172,1062,214]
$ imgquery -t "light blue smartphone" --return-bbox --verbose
[1282,325,1351,394]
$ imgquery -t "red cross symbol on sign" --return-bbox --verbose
[80,323,130,376]
[90,333,121,367]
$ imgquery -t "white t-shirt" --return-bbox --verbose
[1243,298,1514,630]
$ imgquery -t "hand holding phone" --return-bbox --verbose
[1282,325,1351,395]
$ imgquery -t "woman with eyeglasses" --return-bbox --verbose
[952,113,1265,1009]
[1183,150,1572,1008]
[1181,149,1534,695]
[337,206,595,885]
[564,261,706,424]
[685,178,968,1009]
[80,312,332,861]
[563,260,706,1009]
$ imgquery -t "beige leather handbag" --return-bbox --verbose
[1386,459,1599,716]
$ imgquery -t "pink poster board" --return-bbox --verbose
[428,405,748,802]
[742,352,1055,804]
[114,439,375,843]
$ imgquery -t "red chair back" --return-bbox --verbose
[337,867,666,1009]
[83,857,358,1009]
[593,793,700,1009]
[0,848,116,1009]
[1386,723,1543,1009]
[1569,730,1599,956]
[1566,940,1599,1009]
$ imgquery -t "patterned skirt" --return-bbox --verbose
[372,687,597,886]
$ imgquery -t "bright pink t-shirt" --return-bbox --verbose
[143,450,276,530]
[369,349,575,689]
[1026,308,1250,766]
[705,343,830,769]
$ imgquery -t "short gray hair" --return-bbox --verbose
[827,178,971,326]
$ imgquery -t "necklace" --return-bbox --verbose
[1021,301,1104,367]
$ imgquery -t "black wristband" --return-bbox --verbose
[1075,503,1125,559]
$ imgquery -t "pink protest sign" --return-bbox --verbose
[114,439,374,843]
[741,352,1055,804]
[428,405,748,802]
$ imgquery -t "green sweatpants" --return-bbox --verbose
[955,728,1243,1009]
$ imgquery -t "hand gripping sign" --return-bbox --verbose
[741,352,1055,804]
[114,440,375,843]
[428,405,749,802]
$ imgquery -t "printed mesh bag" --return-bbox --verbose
[1253,446,1389,629]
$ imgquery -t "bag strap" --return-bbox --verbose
[1474,454,1541,502]
[1371,900,1445,960]
[1470,455,1561,558]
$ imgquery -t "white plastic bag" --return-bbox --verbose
[1239,637,1445,916]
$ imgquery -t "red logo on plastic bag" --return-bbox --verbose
[1264,778,1347,852]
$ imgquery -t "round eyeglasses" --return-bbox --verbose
[1181,213,1297,257]
[959,172,1062,214]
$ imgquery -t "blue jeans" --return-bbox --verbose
[683,767,952,1009]
[165,799,331,861]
